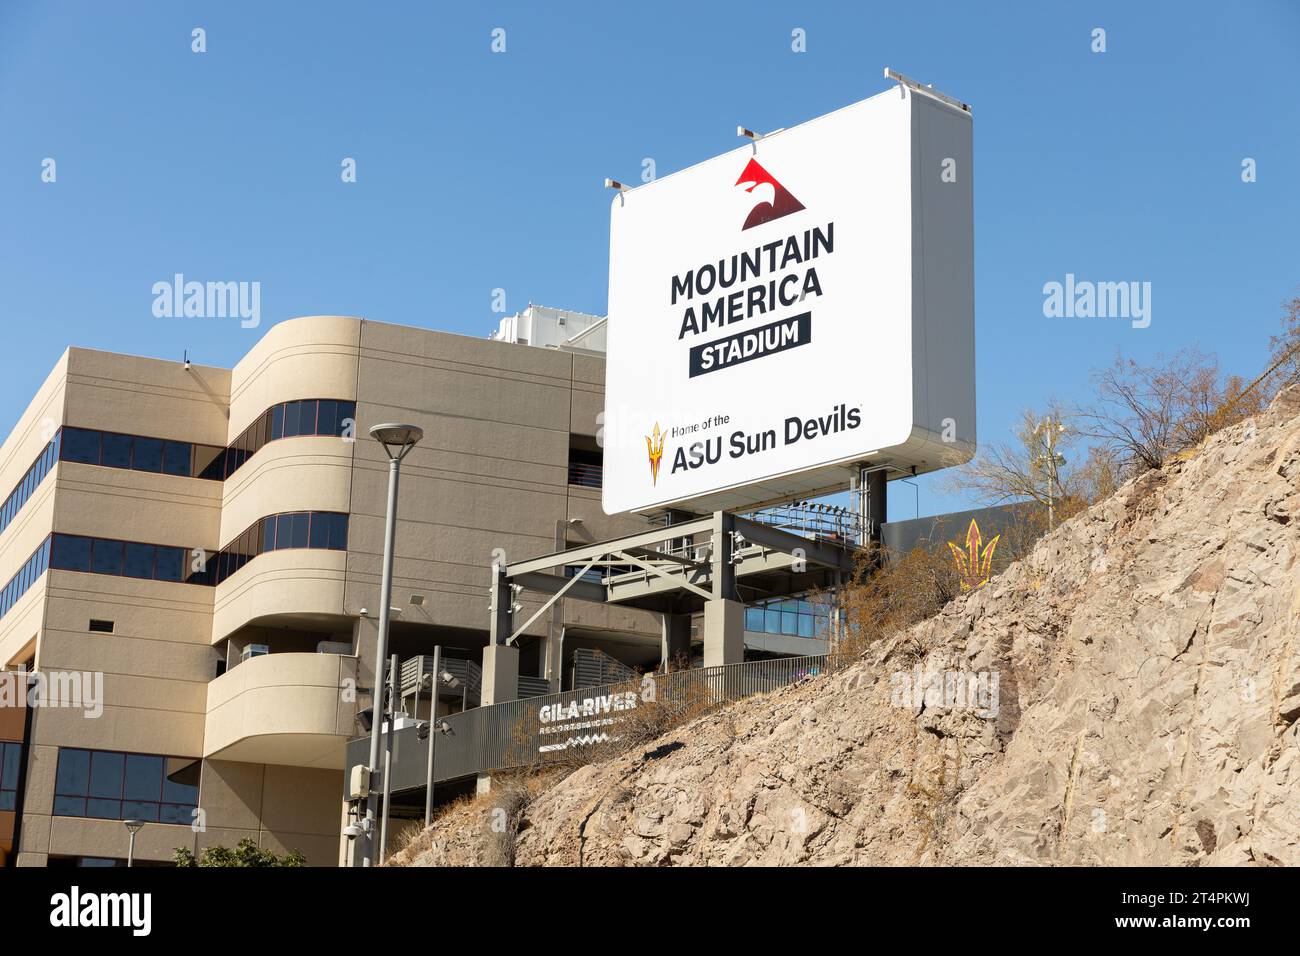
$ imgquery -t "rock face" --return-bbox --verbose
[407,388,1300,866]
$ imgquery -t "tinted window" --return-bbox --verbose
[53,795,86,816]
[161,441,192,476]
[61,428,101,465]
[90,539,124,576]
[282,401,302,438]
[122,801,159,823]
[263,515,279,550]
[330,513,348,550]
[1,743,19,787]
[162,759,200,803]
[101,433,132,469]
[285,512,309,549]
[123,542,156,579]
[123,754,163,801]
[316,400,337,437]
[51,535,92,572]
[271,404,285,440]
[87,798,121,819]
[133,437,163,473]
[89,750,124,799]
[309,512,330,549]
[153,546,183,582]
[55,749,90,793]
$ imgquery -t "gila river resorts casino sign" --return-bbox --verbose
[602,85,977,516]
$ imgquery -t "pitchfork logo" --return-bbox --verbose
[735,158,806,230]
[948,519,1000,591]
[646,422,665,485]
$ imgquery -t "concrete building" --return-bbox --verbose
[0,314,689,867]
[0,312,843,867]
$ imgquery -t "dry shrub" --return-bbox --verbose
[837,543,959,656]
[1082,348,1270,476]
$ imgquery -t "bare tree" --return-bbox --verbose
[1267,295,1300,393]
[1079,348,1262,476]
[942,404,1091,510]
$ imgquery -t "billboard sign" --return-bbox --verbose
[602,84,975,515]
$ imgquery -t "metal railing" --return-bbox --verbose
[354,653,847,793]
[398,654,481,704]
[747,501,865,547]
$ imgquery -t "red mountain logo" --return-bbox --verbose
[735,158,806,231]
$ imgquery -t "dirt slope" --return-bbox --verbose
[400,387,1300,866]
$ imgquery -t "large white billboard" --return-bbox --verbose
[602,85,975,516]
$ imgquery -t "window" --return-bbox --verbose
[123,542,156,579]
[53,748,198,824]
[154,546,184,582]
[283,512,309,549]
[161,440,192,477]
[133,436,164,473]
[90,539,124,576]
[60,428,101,465]
[88,619,114,633]
[0,741,22,812]
[282,401,302,438]
[101,433,132,469]
[50,534,90,572]
[746,595,830,640]
[317,400,337,437]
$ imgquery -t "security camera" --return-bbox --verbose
[343,824,360,839]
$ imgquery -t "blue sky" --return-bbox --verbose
[2,0,1297,518]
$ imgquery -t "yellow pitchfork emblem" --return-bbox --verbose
[948,519,999,591]
[645,423,665,485]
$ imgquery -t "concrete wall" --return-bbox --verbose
[2,316,663,867]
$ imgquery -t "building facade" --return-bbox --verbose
[0,314,675,866]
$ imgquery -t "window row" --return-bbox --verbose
[55,399,356,484]
[0,434,59,537]
[0,400,355,549]
[745,598,832,639]
[59,427,221,479]
[0,740,22,812]
[204,511,348,585]
[0,537,52,620]
[222,399,356,479]
[49,534,194,583]
[53,748,199,825]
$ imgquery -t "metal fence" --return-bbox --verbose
[355,652,846,793]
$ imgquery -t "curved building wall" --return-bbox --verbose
[214,317,361,640]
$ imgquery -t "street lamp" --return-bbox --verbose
[362,422,423,868]
[123,819,145,867]
[418,645,461,825]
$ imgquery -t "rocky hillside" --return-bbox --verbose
[395,387,1300,866]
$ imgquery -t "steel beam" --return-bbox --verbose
[505,517,714,578]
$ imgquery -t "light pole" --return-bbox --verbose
[1035,417,1067,530]
[123,819,145,867]
[363,423,423,868]
[420,646,460,825]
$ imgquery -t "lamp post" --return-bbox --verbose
[363,423,423,868]
[123,819,145,867]
[421,646,461,825]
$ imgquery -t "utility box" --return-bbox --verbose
[346,765,371,801]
